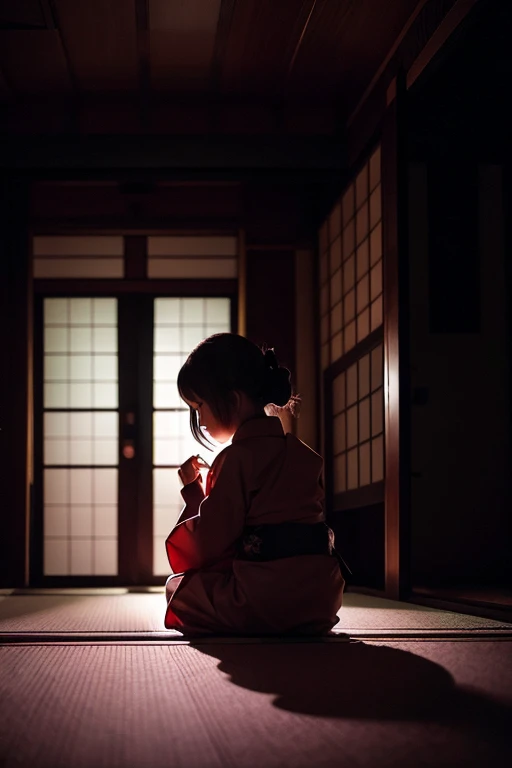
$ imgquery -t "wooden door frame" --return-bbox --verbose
[31,282,237,587]
[381,72,411,600]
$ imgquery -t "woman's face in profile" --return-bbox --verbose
[184,397,234,444]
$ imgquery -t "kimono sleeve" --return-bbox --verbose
[165,446,248,573]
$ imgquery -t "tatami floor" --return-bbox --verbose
[1,590,511,767]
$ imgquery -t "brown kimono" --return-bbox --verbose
[164,415,345,635]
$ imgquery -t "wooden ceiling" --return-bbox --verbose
[0,0,422,134]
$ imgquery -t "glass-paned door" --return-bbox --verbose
[152,298,230,575]
[42,298,119,576]
[34,294,232,585]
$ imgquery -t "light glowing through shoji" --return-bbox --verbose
[148,236,238,279]
[332,344,384,493]
[33,236,124,278]
[43,298,119,576]
[152,297,231,575]
[319,146,382,370]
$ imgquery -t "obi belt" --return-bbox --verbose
[237,522,352,578]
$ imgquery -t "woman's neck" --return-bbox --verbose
[234,393,266,431]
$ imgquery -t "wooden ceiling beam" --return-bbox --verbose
[347,0,429,127]
[1,134,345,172]
[406,0,479,88]
[2,93,337,136]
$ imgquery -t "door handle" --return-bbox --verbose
[122,411,136,459]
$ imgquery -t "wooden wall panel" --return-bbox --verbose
[408,164,510,588]
[30,182,243,231]
[246,248,296,395]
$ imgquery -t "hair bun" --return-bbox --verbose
[264,348,279,371]
[262,348,292,407]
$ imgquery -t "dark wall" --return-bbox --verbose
[330,504,385,591]
[246,248,296,382]
[0,177,31,587]
[406,2,512,588]
[408,162,510,587]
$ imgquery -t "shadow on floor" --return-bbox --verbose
[194,640,512,727]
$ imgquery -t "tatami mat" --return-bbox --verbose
[0,640,510,768]
[0,591,510,640]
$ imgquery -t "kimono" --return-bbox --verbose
[164,415,345,635]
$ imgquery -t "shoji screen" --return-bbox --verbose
[33,237,124,278]
[148,236,238,278]
[152,297,231,576]
[319,146,384,503]
[331,344,384,493]
[320,147,382,370]
[43,298,119,576]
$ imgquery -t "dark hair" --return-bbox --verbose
[177,333,299,449]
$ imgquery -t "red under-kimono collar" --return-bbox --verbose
[232,415,284,443]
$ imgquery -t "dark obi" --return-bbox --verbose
[238,522,335,561]
[237,522,352,579]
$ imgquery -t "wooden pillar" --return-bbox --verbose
[0,176,31,587]
[237,229,247,337]
[294,248,318,451]
[382,72,411,599]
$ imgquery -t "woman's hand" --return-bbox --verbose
[178,455,210,486]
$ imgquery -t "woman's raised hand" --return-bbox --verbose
[178,455,210,486]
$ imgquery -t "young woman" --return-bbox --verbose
[164,333,345,635]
